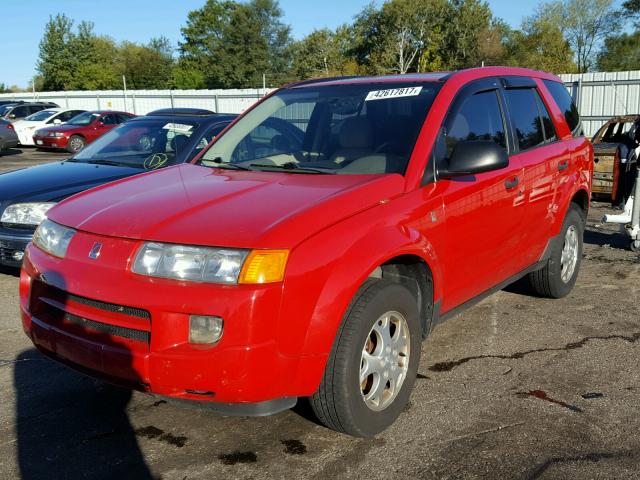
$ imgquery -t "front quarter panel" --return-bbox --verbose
[277,185,445,362]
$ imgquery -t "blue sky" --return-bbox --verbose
[0,0,579,88]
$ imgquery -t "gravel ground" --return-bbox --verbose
[0,151,638,480]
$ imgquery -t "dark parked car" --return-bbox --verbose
[0,108,236,267]
[33,110,135,153]
[0,102,59,122]
[0,119,19,151]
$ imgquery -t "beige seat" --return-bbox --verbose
[330,117,375,164]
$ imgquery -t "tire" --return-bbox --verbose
[310,279,422,437]
[528,204,584,298]
[67,135,85,153]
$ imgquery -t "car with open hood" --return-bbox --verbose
[0,108,236,267]
[20,68,592,437]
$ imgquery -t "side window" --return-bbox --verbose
[543,80,581,137]
[504,88,545,151]
[29,105,44,114]
[12,106,29,118]
[189,123,228,160]
[444,90,506,159]
[534,91,556,142]
[56,111,74,123]
[102,114,117,125]
[117,114,132,124]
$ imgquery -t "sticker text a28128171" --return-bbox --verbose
[365,86,423,102]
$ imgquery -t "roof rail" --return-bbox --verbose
[147,108,217,116]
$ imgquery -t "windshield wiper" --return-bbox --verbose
[250,162,334,174]
[85,159,133,167]
[207,157,252,171]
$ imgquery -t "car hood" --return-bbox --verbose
[48,163,405,249]
[0,161,142,204]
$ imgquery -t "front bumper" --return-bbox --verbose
[0,228,32,267]
[32,135,68,149]
[20,233,323,410]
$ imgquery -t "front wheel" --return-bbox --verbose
[67,135,86,153]
[310,280,422,437]
[528,204,584,298]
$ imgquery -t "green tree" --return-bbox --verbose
[178,0,292,88]
[596,31,640,71]
[118,37,175,89]
[37,14,77,90]
[504,12,577,73]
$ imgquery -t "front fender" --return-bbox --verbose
[276,190,445,361]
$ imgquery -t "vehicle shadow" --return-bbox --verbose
[15,277,154,479]
[583,228,630,249]
[0,265,20,277]
[0,148,23,157]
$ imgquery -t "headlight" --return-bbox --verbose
[1,202,56,226]
[132,242,289,284]
[48,132,64,138]
[32,219,76,258]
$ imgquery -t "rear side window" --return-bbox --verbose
[445,90,506,158]
[543,80,581,136]
[534,91,556,142]
[504,89,545,151]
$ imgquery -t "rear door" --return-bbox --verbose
[502,78,569,264]
[436,78,526,310]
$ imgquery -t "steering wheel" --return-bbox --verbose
[143,153,169,170]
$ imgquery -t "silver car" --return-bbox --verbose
[0,119,19,151]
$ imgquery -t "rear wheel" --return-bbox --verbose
[528,204,584,298]
[310,280,421,437]
[67,135,85,153]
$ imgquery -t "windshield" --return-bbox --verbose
[70,119,201,169]
[68,112,100,126]
[25,110,57,122]
[200,82,441,175]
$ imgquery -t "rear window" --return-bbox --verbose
[543,80,581,137]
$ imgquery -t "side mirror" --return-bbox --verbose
[53,119,62,125]
[438,140,508,178]
[8,114,15,119]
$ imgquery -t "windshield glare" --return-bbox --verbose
[25,110,57,122]
[71,119,200,169]
[201,82,441,175]
[68,112,100,126]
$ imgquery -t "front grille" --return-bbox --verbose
[30,281,151,345]
[63,311,150,342]
[0,239,26,264]
[65,291,150,320]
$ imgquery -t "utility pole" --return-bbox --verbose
[122,75,128,111]
[263,73,267,92]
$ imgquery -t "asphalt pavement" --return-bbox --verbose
[0,150,638,480]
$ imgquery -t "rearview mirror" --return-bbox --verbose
[438,140,508,178]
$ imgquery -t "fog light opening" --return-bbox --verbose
[189,315,223,345]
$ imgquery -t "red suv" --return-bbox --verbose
[20,67,592,436]
[33,110,135,152]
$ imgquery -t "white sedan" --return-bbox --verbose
[14,108,86,145]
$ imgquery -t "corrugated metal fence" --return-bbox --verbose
[3,71,640,136]
[0,88,274,116]
[560,70,640,137]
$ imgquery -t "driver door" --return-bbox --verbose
[436,79,526,311]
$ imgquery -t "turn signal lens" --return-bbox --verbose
[239,250,289,284]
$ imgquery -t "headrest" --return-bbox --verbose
[171,134,189,152]
[339,117,374,149]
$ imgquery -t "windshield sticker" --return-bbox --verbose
[163,122,193,132]
[365,86,423,102]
